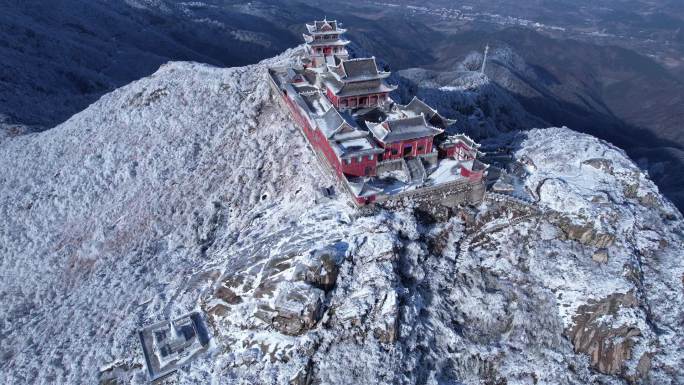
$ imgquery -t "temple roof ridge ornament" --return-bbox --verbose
[305,18,347,35]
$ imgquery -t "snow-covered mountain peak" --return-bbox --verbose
[0,49,682,385]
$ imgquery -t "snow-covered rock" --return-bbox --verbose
[0,50,682,385]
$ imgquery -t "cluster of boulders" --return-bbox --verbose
[207,246,344,337]
[555,215,616,248]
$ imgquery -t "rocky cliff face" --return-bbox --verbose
[0,50,682,385]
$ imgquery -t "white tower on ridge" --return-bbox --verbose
[481,44,490,74]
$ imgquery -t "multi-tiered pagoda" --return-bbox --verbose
[268,19,487,205]
[303,19,350,67]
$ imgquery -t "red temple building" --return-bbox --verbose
[366,115,442,160]
[321,57,397,111]
[268,19,488,205]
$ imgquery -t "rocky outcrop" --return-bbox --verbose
[582,158,614,174]
[269,284,325,336]
[289,360,314,385]
[565,292,653,380]
[207,244,346,337]
[557,217,615,248]
[299,250,342,292]
[372,290,399,344]
[260,249,344,335]
[592,249,609,264]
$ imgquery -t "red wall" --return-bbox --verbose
[338,93,387,110]
[283,93,342,175]
[341,155,377,177]
[440,141,476,160]
[460,166,484,181]
[308,119,378,178]
[316,131,344,175]
[356,194,376,205]
[281,90,383,203]
[326,87,339,108]
[439,144,456,159]
[381,137,433,160]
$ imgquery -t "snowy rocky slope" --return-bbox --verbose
[0,49,682,385]
[0,0,300,130]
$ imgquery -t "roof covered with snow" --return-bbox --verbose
[331,136,383,159]
[327,57,390,83]
[440,133,478,149]
[393,96,457,129]
[316,107,357,138]
[347,178,383,197]
[305,38,351,47]
[342,58,380,79]
[367,115,443,143]
[323,75,396,98]
[306,19,346,35]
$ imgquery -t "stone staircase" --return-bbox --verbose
[457,212,541,260]
[405,157,426,185]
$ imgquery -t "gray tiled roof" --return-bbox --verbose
[342,58,379,78]
[317,109,383,159]
[368,115,443,143]
[347,178,383,197]
[319,107,345,137]
[440,134,478,149]
[324,75,396,97]
[338,81,396,97]
[402,97,457,129]
[306,20,347,34]
[355,107,387,124]
[405,97,436,118]
[315,20,338,31]
[333,136,384,159]
[317,108,358,138]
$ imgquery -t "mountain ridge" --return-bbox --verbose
[0,49,682,385]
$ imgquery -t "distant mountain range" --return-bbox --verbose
[424,28,684,209]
